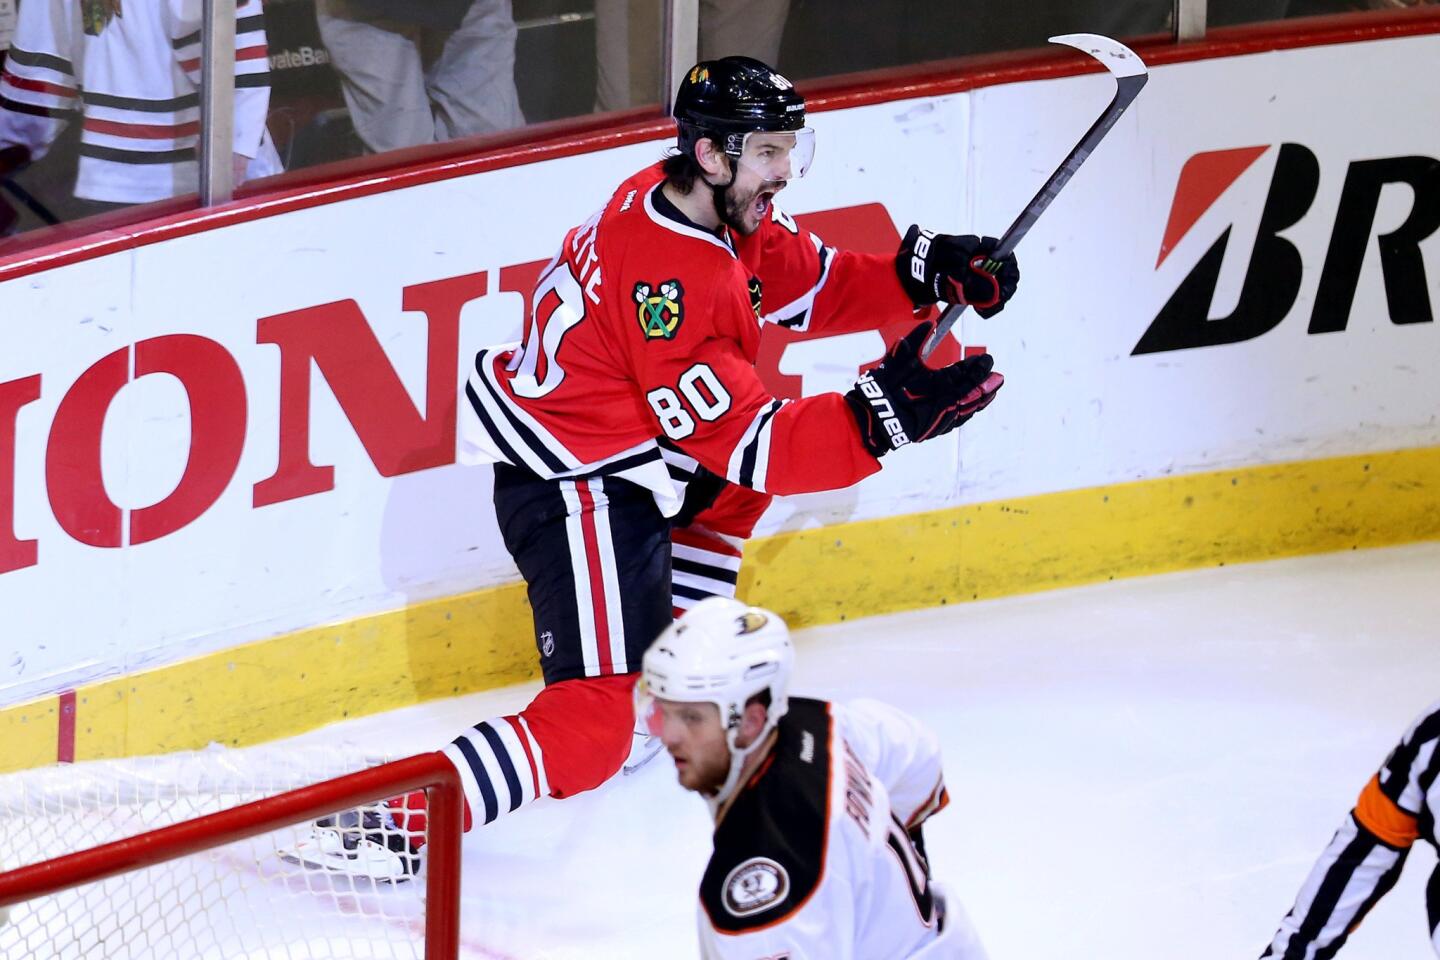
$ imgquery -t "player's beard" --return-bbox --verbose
[674,743,731,796]
[716,179,782,236]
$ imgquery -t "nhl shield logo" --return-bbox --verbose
[634,280,685,341]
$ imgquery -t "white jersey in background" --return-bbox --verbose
[698,697,987,960]
[0,0,280,203]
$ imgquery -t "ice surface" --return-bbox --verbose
[37,543,1440,959]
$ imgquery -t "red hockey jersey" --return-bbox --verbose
[463,162,916,512]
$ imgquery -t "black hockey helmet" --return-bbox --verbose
[673,56,807,162]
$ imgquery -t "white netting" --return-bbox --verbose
[0,744,434,960]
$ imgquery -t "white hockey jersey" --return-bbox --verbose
[1262,697,1440,958]
[0,0,280,203]
[698,697,988,960]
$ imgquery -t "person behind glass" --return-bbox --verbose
[313,0,524,153]
[0,0,280,218]
[637,597,988,959]
[594,0,792,111]
[1261,697,1440,957]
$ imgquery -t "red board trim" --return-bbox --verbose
[56,689,76,763]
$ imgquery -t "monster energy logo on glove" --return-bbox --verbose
[634,280,685,341]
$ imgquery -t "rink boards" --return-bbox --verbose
[0,18,1437,768]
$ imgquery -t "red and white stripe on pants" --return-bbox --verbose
[559,477,630,676]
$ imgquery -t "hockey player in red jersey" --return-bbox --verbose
[638,596,988,959]
[437,54,1015,837]
[1261,697,1440,958]
[287,56,1017,879]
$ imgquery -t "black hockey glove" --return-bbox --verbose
[0,145,29,179]
[896,224,1020,318]
[673,461,728,528]
[844,322,1004,458]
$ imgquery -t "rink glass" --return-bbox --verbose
[0,0,1409,251]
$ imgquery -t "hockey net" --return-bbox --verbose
[0,745,463,960]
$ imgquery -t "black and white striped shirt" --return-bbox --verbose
[1262,698,1440,959]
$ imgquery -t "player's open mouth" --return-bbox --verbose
[755,190,774,218]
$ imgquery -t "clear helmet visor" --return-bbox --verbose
[634,675,727,740]
[634,674,665,738]
[733,127,815,182]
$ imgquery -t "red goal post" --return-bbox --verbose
[0,750,464,960]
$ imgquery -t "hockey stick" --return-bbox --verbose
[921,33,1148,360]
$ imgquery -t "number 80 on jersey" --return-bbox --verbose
[646,363,731,441]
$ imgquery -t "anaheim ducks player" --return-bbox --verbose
[638,597,988,959]
[1262,698,1440,958]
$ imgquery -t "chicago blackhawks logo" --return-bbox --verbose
[748,276,763,318]
[82,0,122,36]
[634,279,685,341]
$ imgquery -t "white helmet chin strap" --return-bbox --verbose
[705,709,774,817]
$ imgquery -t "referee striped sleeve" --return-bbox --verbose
[1262,699,1440,960]
[1262,813,1408,959]
[1377,703,1440,811]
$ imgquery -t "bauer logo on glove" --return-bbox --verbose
[844,322,1005,459]
[854,374,911,450]
[895,224,1020,318]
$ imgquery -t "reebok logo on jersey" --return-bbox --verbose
[855,375,910,449]
[723,857,790,918]
[634,280,685,340]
